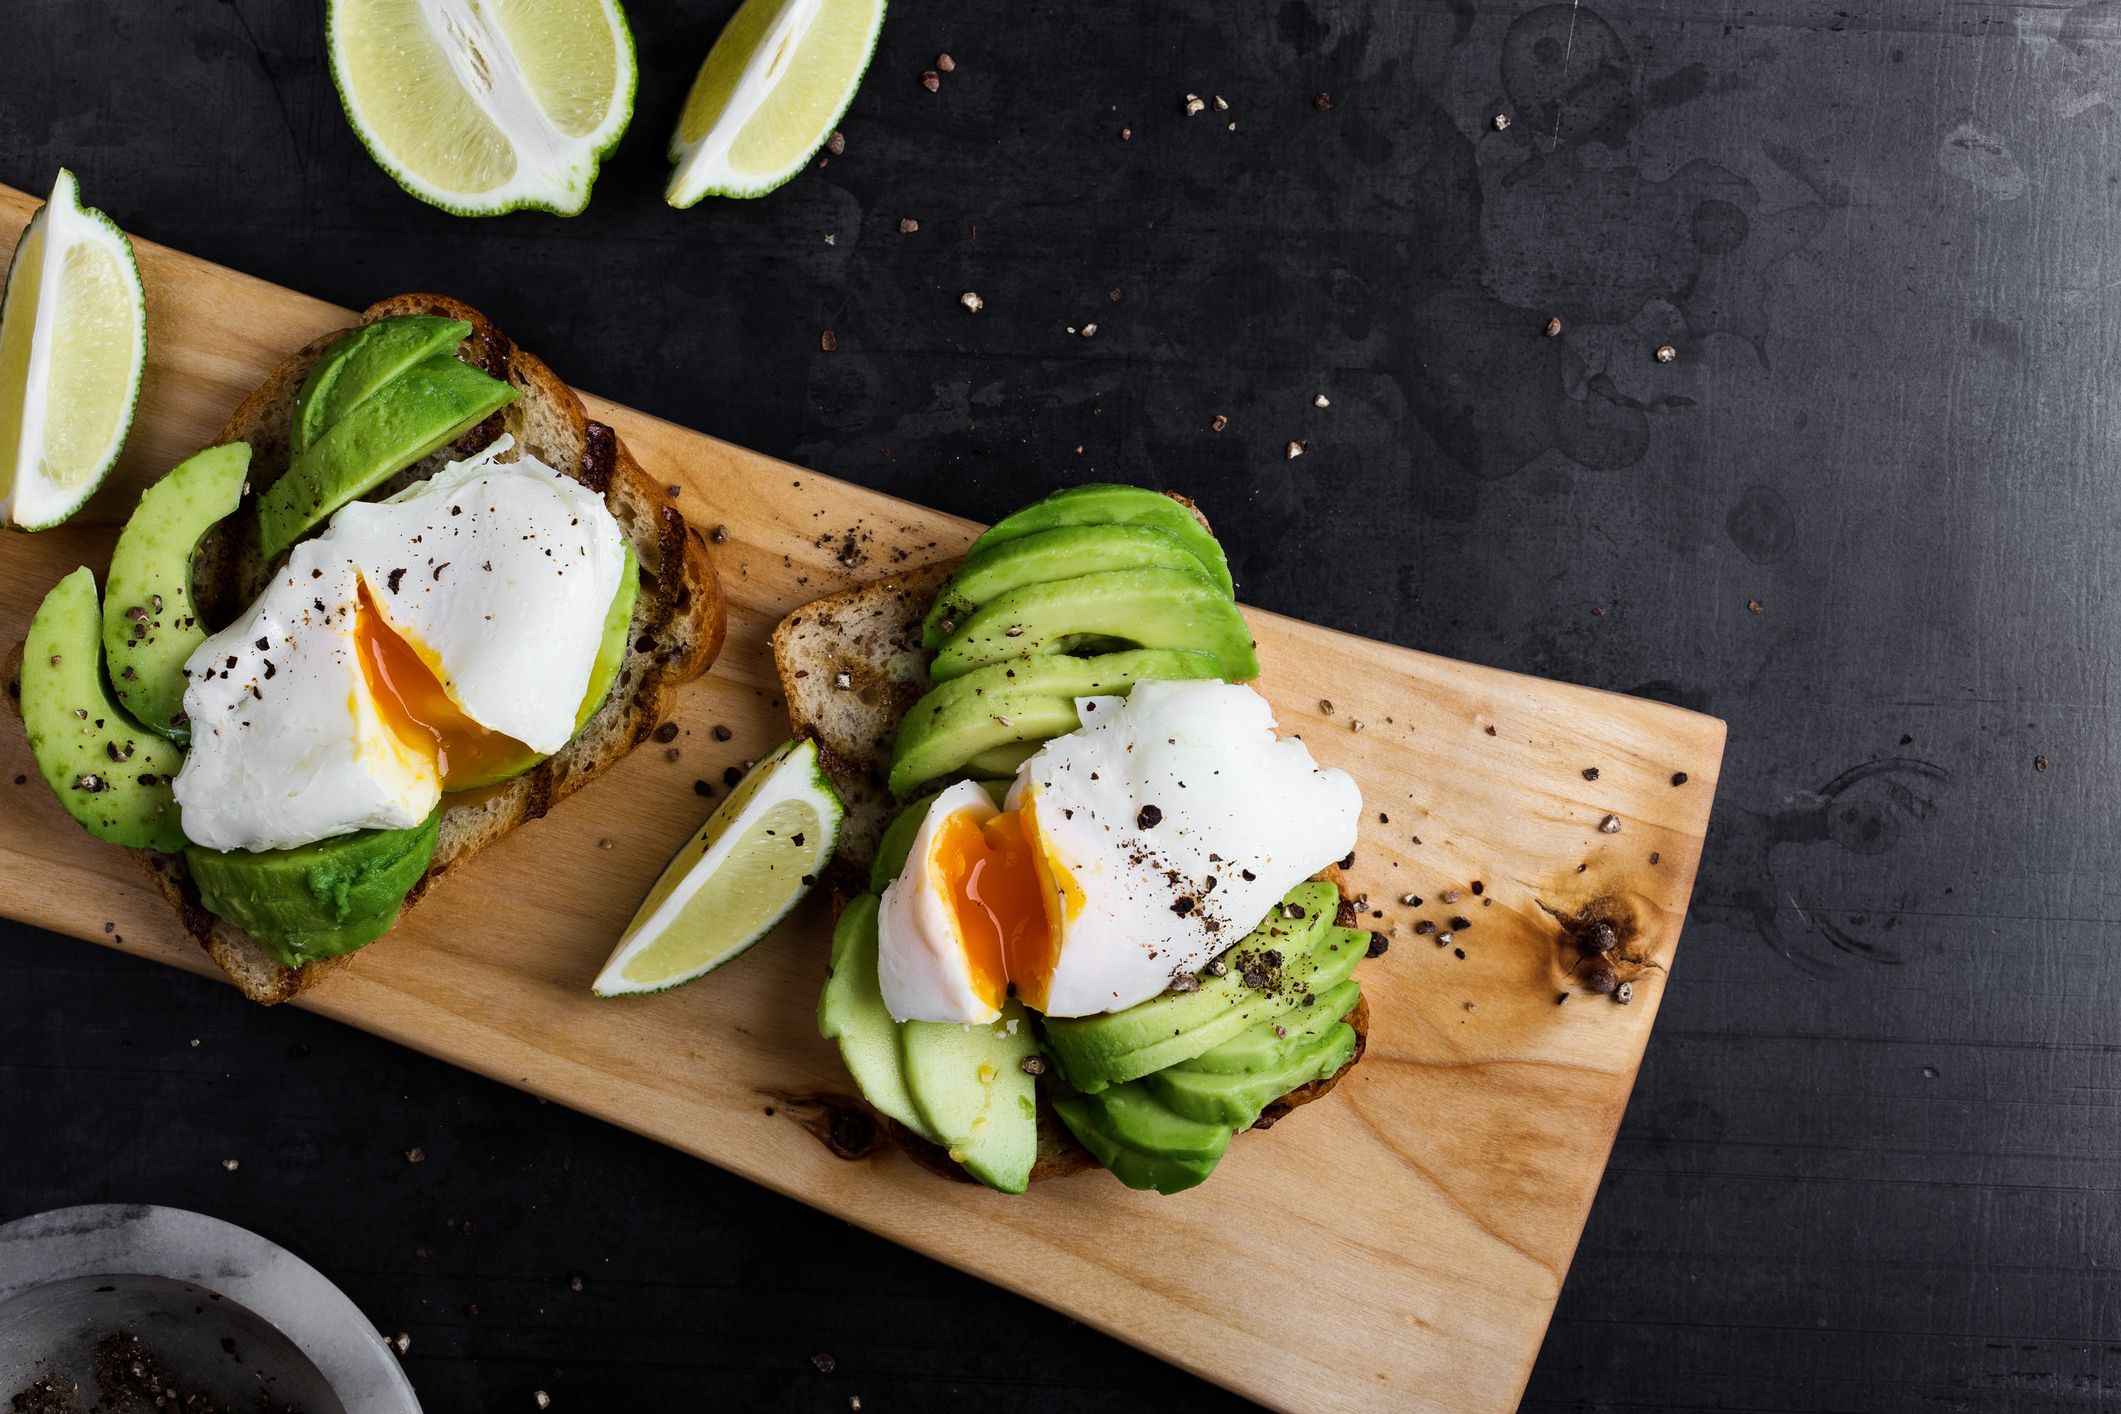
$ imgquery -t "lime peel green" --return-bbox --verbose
[593,738,844,996]
[666,0,886,205]
[328,0,636,217]
[0,170,147,531]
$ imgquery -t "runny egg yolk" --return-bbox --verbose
[353,583,531,791]
[931,795,1084,1014]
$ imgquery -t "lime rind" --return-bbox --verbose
[665,0,887,206]
[592,738,844,997]
[326,0,638,219]
[1,170,147,533]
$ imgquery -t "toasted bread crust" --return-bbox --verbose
[112,294,724,1004]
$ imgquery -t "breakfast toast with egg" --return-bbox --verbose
[147,294,722,1004]
[771,507,1371,1189]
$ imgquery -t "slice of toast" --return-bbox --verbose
[769,492,1218,877]
[772,529,1372,1188]
[106,294,722,1004]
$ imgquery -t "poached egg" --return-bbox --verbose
[876,679,1361,1023]
[172,437,626,853]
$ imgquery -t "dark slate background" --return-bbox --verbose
[3,1,2113,1409]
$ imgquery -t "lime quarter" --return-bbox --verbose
[593,738,844,996]
[665,0,886,205]
[327,0,637,217]
[0,170,147,532]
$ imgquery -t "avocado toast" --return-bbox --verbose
[775,487,1376,1195]
[8,295,725,1005]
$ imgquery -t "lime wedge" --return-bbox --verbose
[665,0,886,205]
[593,738,844,996]
[327,0,636,217]
[0,170,147,532]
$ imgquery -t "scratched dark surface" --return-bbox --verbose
[0,0,2108,1409]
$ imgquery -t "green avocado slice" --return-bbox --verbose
[923,523,1226,649]
[1052,1082,1235,1195]
[1042,883,1355,1093]
[901,1000,1041,1193]
[1144,1020,1360,1129]
[817,893,942,1145]
[101,442,250,744]
[257,351,516,563]
[928,567,1258,685]
[888,646,1223,798]
[184,809,440,968]
[1172,977,1362,1075]
[965,484,1235,598]
[21,568,188,851]
[292,315,474,457]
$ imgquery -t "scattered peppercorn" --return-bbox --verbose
[1365,933,1389,957]
[1671,771,1689,786]
[1582,766,1600,781]
[1136,804,1162,830]
[1313,92,1333,110]
[1587,966,1619,995]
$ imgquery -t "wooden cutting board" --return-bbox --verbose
[0,184,1724,1413]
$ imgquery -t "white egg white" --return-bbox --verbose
[875,679,1362,1023]
[1010,679,1360,1016]
[877,778,1007,1025]
[172,438,626,854]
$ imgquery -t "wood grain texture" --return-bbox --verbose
[0,184,1724,1413]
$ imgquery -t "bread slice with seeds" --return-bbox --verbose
[37,294,726,1004]
[769,519,1371,1188]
